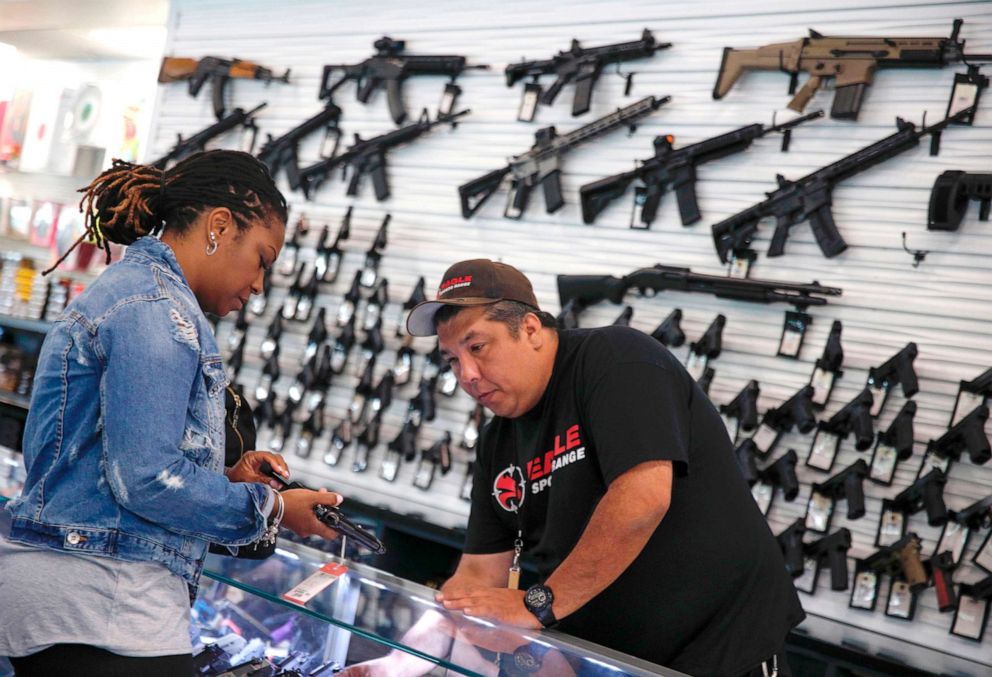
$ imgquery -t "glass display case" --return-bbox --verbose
[194,541,683,676]
[1,467,680,676]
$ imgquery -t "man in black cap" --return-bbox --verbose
[407,259,805,677]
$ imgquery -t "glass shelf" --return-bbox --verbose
[0,456,679,675]
[201,541,677,676]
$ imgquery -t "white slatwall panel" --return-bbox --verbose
[155,1,992,673]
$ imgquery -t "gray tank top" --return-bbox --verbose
[0,534,191,657]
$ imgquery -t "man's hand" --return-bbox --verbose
[226,451,289,488]
[437,586,541,629]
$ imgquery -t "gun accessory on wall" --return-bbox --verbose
[579,110,823,228]
[928,170,991,231]
[257,103,343,191]
[711,108,973,263]
[712,19,992,120]
[158,56,290,120]
[459,95,670,220]
[505,28,671,121]
[320,37,487,124]
[299,108,469,200]
[149,103,266,170]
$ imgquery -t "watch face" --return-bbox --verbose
[525,586,550,610]
[513,648,542,673]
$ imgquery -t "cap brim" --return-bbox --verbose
[406,297,500,336]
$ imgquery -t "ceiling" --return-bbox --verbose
[0,0,169,60]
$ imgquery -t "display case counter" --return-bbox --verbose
[196,540,682,676]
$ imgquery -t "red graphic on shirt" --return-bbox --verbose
[525,424,583,481]
[492,465,525,512]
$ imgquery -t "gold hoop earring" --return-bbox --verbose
[206,233,218,256]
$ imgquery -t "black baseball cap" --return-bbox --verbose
[406,259,540,336]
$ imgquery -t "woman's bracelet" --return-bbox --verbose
[262,490,284,545]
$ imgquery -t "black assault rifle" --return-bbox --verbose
[580,110,823,227]
[298,108,469,200]
[149,103,266,170]
[556,265,841,323]
[320,36,487,124]
[505,29,671,119]
[256,103,342,191]
[711,107,975,262]
[459,95,670,219]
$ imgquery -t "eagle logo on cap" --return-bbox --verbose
[492,465,526,512]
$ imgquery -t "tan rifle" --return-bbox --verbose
[713,19,991,119]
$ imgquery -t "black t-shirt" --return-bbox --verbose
[465,326,805,676]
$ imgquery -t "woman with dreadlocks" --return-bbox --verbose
[0,150,345,676]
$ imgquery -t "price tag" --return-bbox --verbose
[807,430,838,471]
[952,389,985,426]
[751,423,779,455]
[850,570,878,610]
[282,562,348,606]
[870,442,898,484]
[751,481,774,516]
[951,594,988,640]
[937,521,969,564]
[810,367,835,407]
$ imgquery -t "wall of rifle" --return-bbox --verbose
[144,0,992,672]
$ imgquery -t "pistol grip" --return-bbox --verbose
[211,74,228,120]
[504,180,532,220]
[788,75,822,113]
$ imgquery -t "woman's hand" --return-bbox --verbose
[281,488,345,540]
[226,451,290,488]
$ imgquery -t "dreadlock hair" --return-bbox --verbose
[44,149,288,275]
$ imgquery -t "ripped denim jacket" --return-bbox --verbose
[4,237,271,587]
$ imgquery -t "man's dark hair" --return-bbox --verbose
[47,149,288,273]
[435,300,558,337]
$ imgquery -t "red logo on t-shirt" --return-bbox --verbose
[526,424,584,481]
[492,465,525,512]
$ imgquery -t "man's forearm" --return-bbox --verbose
[545,460,671,619]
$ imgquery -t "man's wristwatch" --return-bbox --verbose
[523,583,557,628]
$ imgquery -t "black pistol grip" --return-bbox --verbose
[210,74,229,120]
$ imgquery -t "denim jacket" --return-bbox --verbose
[4,237,271,587]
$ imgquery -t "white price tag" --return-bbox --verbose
[282,562,348,606]
[810,367,834,406]
[952,390,985,426]
[807,431,838,471]
[751,423,779,455]
[870,443,897,483]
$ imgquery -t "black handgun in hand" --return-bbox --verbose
[260,462,386,555]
